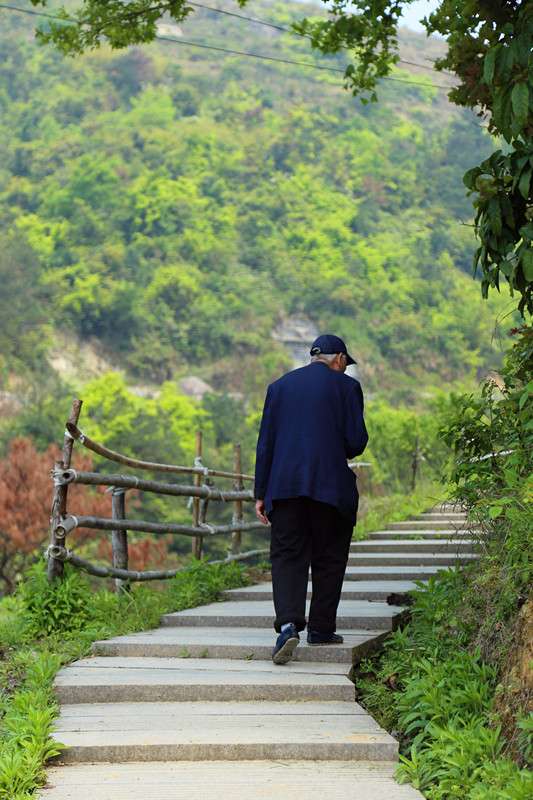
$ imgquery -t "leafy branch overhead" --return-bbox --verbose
[29,0,533,316]
[31,0,194,53]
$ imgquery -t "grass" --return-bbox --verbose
[355,484,443,540]
[0,558,249,799]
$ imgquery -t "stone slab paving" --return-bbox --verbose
[223,579,422,602]
[350,539,478,553]
[92,626,387,663]
[343,565,447,580]
[41,761,426,800]
[54,700,398,762]
[54,657,356,703]
[160,599,404,630]
[347,552,477,567]
[367,529,462,539]
[385,520,463,530]
[411,512,467,521]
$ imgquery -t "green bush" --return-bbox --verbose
[18,562,95,638]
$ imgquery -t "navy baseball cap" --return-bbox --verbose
[310,334,357,365]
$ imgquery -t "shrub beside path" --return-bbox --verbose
[39,508,474,799]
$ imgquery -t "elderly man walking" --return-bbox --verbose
[254,334,368,664]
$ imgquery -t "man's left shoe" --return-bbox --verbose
[307,630,344,645]
[272,623,300,664]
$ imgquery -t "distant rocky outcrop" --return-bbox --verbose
[179,376,215,400]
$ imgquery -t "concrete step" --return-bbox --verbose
[344,565,446,581]
[366,529,456,539]
[160,599,404,631]
[385,520,464,531]
[347,552,477,567]
[92,626,387,664]
[39,761,426,800]
[411,513,467,522]
[54,700,399,763]
[53,657,355,704]
[223,580,422,602]
[350,539,478,554]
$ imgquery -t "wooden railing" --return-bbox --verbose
[48,398,268,590]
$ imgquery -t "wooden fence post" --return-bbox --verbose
[231,443,243,555]
[192,430,203,560]
[48,398,83,583]
[111,488,129,596]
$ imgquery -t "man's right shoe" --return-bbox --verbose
[272,623,300,664]
[307,630,344,645]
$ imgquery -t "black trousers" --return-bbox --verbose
[269,497,353,634]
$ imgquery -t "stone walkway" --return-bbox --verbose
[40,509,473,799]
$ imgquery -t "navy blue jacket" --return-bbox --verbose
[254,361,368,526]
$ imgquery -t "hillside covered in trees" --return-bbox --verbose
[1,0,513,398]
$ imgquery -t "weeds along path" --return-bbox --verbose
[39,506,475,800]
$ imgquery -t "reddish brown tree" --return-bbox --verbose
[0,437,109,594]
[0,436,172,594]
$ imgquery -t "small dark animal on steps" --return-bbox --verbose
[386,593,415,607]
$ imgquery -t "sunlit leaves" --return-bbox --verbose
[31,0,194,55]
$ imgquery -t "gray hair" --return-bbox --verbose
[310,352,338,363]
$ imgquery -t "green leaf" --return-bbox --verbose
[519,388,531,410]
[487,197,502,236]
[463,167,482,190]
[483,48,496,88]
[518,165,532,200]
[511,82,530,129]
[500,260,515,277]
[488,505,503,519]
[522,248,533,281]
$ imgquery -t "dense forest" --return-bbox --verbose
[0,0,519,566]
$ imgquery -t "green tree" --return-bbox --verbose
[30,0,533,316]
[0,232,48,378]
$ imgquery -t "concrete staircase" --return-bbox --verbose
[39,507,473,799]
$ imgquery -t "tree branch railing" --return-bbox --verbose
[47,545,271,582]
[54,514,267,540]
[49,398,270,591]
[65,421,255,481]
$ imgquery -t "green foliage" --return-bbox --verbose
[357,485,441,537]
[0,556,247,797]
[439,327,533,517]
[0,232,48,380]
[33,0,194,55]
[356,567,533,800]
[18,562,94,639]
[0,2,515,404]
[0,650,65,798]
[464,145,533,316]
[352,329,533,799]
[363,395,453,492]
[516,711,533,768]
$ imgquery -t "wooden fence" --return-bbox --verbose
[48,398,269,591]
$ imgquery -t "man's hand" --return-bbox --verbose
[255,499,269,525]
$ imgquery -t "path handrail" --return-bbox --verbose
[66,422,255,481]
[52,469,255,502]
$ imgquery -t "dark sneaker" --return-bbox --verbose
[272,623,300,664]
[307,630,344,646]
